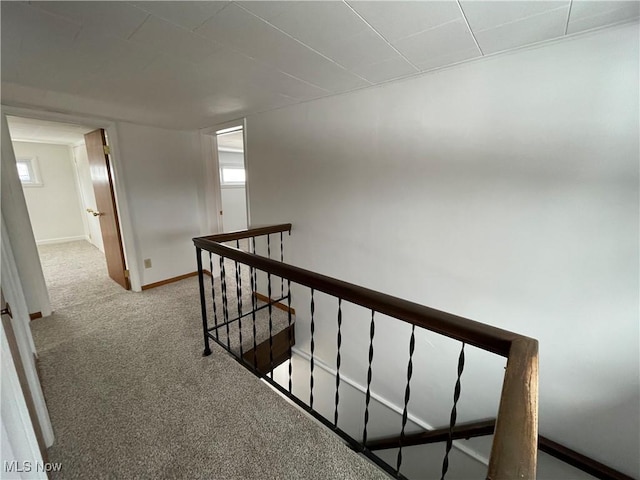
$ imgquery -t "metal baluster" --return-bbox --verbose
[280,232,284,296]
[362,310,376,447]
[251,237,258,369]
[209,252,219,340]
[249,263,258,370]
[396,325,416,475]
[196,248,211,356]
[287,279,293,394]
[267,257,274,379]
[440,343,466,480]
[219,256,230,351]
[235,240,243,358]
[334,298,343,428]
[309,288,315,409]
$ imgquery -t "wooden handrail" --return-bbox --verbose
[200,224,291,243]
[193,224,539,479]
[194,236,529,357]
[367,419,496,451]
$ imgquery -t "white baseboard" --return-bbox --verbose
[36,235,88,246]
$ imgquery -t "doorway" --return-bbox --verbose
[6,116,130,310]
[216,126,248,232]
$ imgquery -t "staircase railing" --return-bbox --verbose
[193,224,538,480]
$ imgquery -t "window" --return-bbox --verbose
[16,157,42,186]
[220,166,246,185]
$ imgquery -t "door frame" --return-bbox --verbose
[200,118,250,235]
[1,105,142,292]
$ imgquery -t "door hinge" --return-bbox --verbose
[1,302,12,318]
[124,269,130,279]
[103,145,111,155]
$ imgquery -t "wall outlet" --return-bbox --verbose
[144,258,152,269]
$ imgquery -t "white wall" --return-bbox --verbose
[247,24,639,477]
[72,143,103,252]
[0,115,51,317]
[115,122,202,286]
[12,142,85,244]
[219,151,247,232]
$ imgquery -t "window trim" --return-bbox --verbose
[16,156,43,187]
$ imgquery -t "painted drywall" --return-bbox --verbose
[12,142,85,244]
[219,151,247,232]
[72,144,104,252]
[0,115,51,317]
[115,122,202,286]
[247,24,639,477]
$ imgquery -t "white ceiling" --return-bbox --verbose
[1,1,638,130]
[6,116,94,145]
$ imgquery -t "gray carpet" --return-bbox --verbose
[31,241,388,479]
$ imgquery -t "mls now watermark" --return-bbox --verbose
[4,461,62,473]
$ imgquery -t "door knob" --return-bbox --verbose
[92,211,104,217]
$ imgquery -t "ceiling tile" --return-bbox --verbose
[196,48,329,100]
[239,1,406,71]
[351,56,419,84]
[567,1,640,34]
[393,19,479,69]
[131,1,230,30]
[31,1,149,39]
[460,1,569,32]
[129,16,219,63]
[195,3,368,93]
[474,6,569,55]
[347,1,462,42]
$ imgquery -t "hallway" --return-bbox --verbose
[30,242,386,479]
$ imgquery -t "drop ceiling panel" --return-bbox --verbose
[239,1,405,71]
[460,1,569,32]
[128,16,220,63]
[474,6,569,55]
[197,49,329,100]
[31,1,149,39]
[195,3,368,92]
[393,19,480,70]
[567,1,640,34]
[351,56,419,84]
[347,1,463,42]
[132,1,230,30]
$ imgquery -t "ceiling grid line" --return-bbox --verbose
[342,0,421,73]
[456,1,484,56]
[234,2,374,86]
[564,0,574,35]
[126,13,151,41]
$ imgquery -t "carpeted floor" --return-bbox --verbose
[31,241,388,479]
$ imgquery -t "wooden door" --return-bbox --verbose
[84,129,129,290]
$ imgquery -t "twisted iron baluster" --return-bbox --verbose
[362,310,376,447]
[396,325,416,475]
[280,232,284,296]
[249,263,258,370]
[334,298,343,428]
[267,265,274,379]
[235,240,243,358]
[219,256,230,351]
[287,279,293,394]
[309,288,315,409]
[441,343,466,480]
[209,252,219,340]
